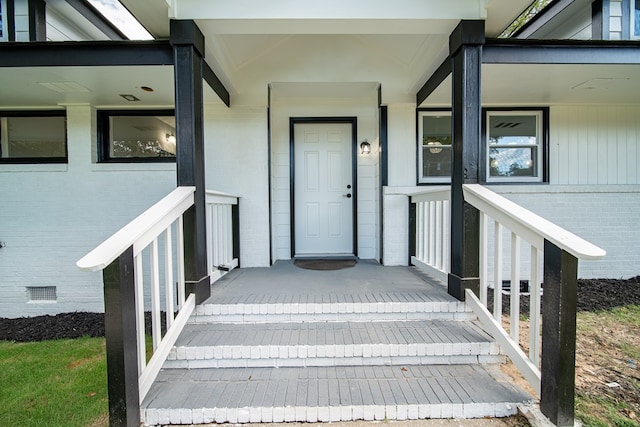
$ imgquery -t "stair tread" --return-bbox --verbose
[142,365,531,423]
[175,320,492,348]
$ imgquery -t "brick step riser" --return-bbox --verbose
[143,401,519,426]
[164,354,505,369]
[190,311,475,324]
[193,301,471,320]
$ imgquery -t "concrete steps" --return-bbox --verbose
[141,289,531,426]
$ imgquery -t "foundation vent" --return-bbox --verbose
[26,286,57,302]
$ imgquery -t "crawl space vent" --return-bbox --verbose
[26,286,57,302]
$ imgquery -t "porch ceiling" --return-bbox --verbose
[0,65,223,109]
[119,0,532,105]
[421,63,640,107]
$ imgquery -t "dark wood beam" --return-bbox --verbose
[483,39,640,64]
[0,41,173,67]
[416,57,451,107]
[28,0,47,41]
[203,59,230,107]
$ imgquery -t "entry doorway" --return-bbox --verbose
[290,118,357,257]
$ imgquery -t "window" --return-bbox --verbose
[0,112,67,164]
[485,109,546,183]
[98,110,176,162]
[0,0,6,41]
[418,110,452,184]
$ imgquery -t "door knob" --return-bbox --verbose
[346,184,352,189]
[343,193,352,198]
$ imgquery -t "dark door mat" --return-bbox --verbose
[294,259,357,271]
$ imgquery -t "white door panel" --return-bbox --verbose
[294,122,353,255]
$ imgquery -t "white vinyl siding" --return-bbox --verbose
[550,105,640,185]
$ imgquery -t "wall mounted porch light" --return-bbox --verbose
[360,140,371,155]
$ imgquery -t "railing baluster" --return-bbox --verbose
[479,212,488,305]
[435,200,442,270]
[416,202,424,261]
[177,215,186,307]
[164,227,174,329]
[206,202,214,275]
[150,238,161,351]
[134,253,146,372]
[443,199,450,272]
[422,202,428,263]
[428,201,436,266]
[510,233,521,342]
[530,246,542,366]
[493,222,503,322]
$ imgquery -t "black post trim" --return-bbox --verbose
[447,20,483,302]
[171,20,210,303]
[267,85,273,265]
[408,200,416,264]
[622,0,631,39]
[28,0,46,41]
[592,0,604,40]
[103,246,140,427]
[7,0,16,42]
[232,203,241,265]
[541,240,578,427]
[379,105,388,264]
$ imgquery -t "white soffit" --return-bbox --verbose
[169,0,486,34]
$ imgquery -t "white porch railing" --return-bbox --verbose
[410,187,451,284]
[76,186,240,411]
[410,184,606,403]
[206,190,239,283]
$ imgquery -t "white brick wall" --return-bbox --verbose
[203,104,271,268]
[0,105,177,318]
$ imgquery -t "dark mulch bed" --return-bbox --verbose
[1,277,639,343]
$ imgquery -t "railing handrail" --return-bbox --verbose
[206,190,239,205]
[409,186,450,204]
[463,184,606,260]
[77,186,196,272]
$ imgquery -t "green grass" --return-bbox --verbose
[0,337,108,427]
[575,305,640,427]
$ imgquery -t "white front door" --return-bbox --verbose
[293,122,354,256]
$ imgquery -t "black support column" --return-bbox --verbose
[448,20,484,301]
[541,240,579,426]
[170,20,210,304]
[28,0,46,41]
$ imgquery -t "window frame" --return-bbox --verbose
[482,107,549,184]
[97,109,176,163]
[416,109,453,185]
[632,0,640,40]
[0,110,68,164]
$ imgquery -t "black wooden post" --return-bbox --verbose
[103,246,140,427]
[28,0,47,41]
[232,203,240,266]
[448,20,484,301]
[170,20,210,304]
[541,240,579,426]
[408,200,416,264]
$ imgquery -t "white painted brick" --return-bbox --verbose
[495,402,517,417]
[176,347,186,359]
[386,405,397,420]
[169,408,181,424]
[443,343,453,356]
[398,344,408,356]
[418,404,430,418]
[396,405,409,420]
[261,407,273,422]
[380,345,391,357]
[249,407,262,423]
[318,407,331,422]
[223,346,233,359]
[440,403,453,418]
[329,406,341,422]
[145,409,158,425]
[204,347,214,359]
[226,408,239,423]
[239,346,249,359]
[157,408,170,425]
[371,344,381,357]
[279,346,289,358]
[214,408,227,423]
[340,405,353,421]
[363,405,376,421]
[195,347,205,360]
[260,304,269,314]
[344,345,354,357]
[203,408,215,423]
[237,408,250,423]
[290,303,299,314]
[185,348,197,360]
[352,405,364,420]
[192,408,204,424]
[251,346,261,359]
[452,403,464,418]
[211,305,221,315]
[307,406,319,422]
